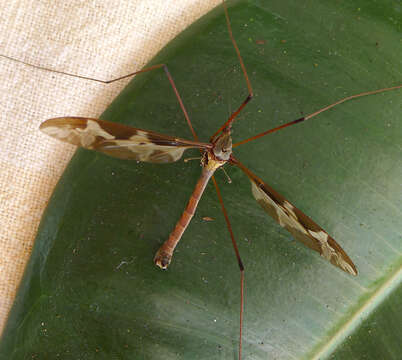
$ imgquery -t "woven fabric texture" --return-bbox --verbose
[0,0,220,334]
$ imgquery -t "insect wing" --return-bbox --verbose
[235,162,357,276]
[40,117,209,163]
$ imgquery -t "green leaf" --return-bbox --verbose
[1,0,401,359]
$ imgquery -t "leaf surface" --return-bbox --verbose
[1,1,401,359]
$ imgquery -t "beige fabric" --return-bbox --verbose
[0,0,220,334]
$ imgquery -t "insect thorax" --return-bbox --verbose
[212,131,232,161]
[202,131,232,172]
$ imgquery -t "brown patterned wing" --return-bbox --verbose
[234,160,357,276]
[40,117,210,163]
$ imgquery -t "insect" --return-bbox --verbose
[14,1,401,359]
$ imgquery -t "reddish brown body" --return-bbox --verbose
[154,166,214,268]
[154,130,232,269]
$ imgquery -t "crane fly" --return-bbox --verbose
[33,1,402,358]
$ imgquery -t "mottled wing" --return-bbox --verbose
[235,161,357,276]
[40,117,210,163]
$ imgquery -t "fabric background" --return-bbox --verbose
[0,0,220,334]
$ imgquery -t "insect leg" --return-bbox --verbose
[210,0,254,142]
[0,54,198,142]
[233,84,402,148]
[211,175,244,360]
[105,63,200,142]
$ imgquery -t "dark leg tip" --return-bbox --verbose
[154,248,172,270]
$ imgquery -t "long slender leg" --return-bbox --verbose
[210,0,254,142]
[0,54,198,142]
[233,84,402,148]
[212,175,244,360]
